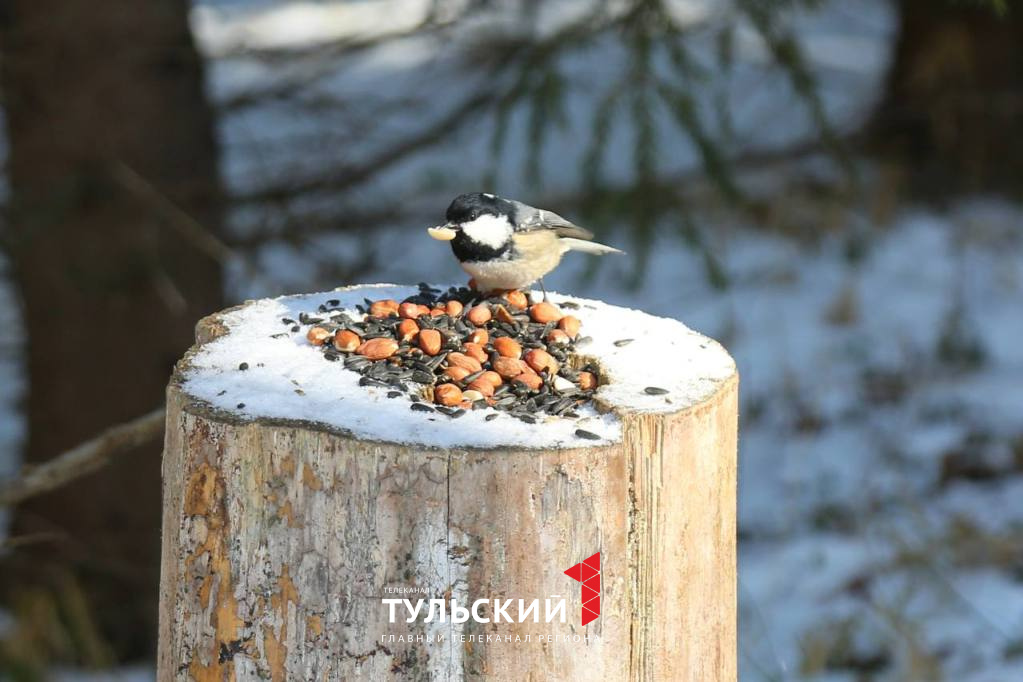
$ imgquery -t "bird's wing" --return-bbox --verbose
[510,200,594,241]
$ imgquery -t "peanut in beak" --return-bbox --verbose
[427,226,457,241]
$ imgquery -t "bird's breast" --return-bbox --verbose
[460,231,564,290]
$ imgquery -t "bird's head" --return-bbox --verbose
[428,193,515,254]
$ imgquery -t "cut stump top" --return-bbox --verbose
[174,284,735,449]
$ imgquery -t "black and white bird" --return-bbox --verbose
[427,192,622,292]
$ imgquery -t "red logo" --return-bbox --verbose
[564,552,600,625]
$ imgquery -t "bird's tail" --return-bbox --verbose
[560,238,624,256]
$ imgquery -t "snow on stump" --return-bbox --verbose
[158,284,738,681]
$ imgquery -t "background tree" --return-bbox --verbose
[869,0,1022,197]
[0,0,223,668]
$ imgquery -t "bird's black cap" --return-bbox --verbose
[446,193,515,224]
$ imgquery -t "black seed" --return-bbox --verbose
[575,429,601,440]
[613,339,633,347]
[411,403,435,413]
[564,411,580,418]
[237,403,245,409]
[551,398,575,414]
[561,301,580,309]
[327,299,340,307]
[323,351,340,362]
[437,407,466,419]
[462,370,484,385]
[534,394,551,407]
[387,391,402,399]
[517,414,537,424]
[281,318,296,325]
[217,390,227,396]
[644,386,670,395]
[238,362,249,371]
[485,413,500,422]
[270,332,288,339]
[291,325,300,333]
[411,370,435,384]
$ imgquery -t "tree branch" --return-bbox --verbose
[233,89,496,205]
[0,407,165,507]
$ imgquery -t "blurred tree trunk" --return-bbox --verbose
[0,0,222,666]
[869,0,1023,196]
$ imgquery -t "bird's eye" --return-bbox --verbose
[470,211,478,220]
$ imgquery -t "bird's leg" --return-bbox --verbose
[538,278,549,302]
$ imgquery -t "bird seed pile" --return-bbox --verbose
[293,283,603,431]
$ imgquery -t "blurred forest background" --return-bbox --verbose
[0,0,1021,679]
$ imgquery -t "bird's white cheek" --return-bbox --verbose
[460,215,512,249]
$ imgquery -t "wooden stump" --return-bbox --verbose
[159,285,738,681]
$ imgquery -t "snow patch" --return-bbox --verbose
[180,284,735,449]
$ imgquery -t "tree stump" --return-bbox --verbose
[159,284,738,681]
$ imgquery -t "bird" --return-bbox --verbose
[426,192,622,294]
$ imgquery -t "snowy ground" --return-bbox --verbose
[3,1,1022,680]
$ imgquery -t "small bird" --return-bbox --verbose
[427,192,622,293]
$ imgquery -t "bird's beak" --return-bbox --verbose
[427,224,457,241]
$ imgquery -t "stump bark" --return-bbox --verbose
[158,285,738,681]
